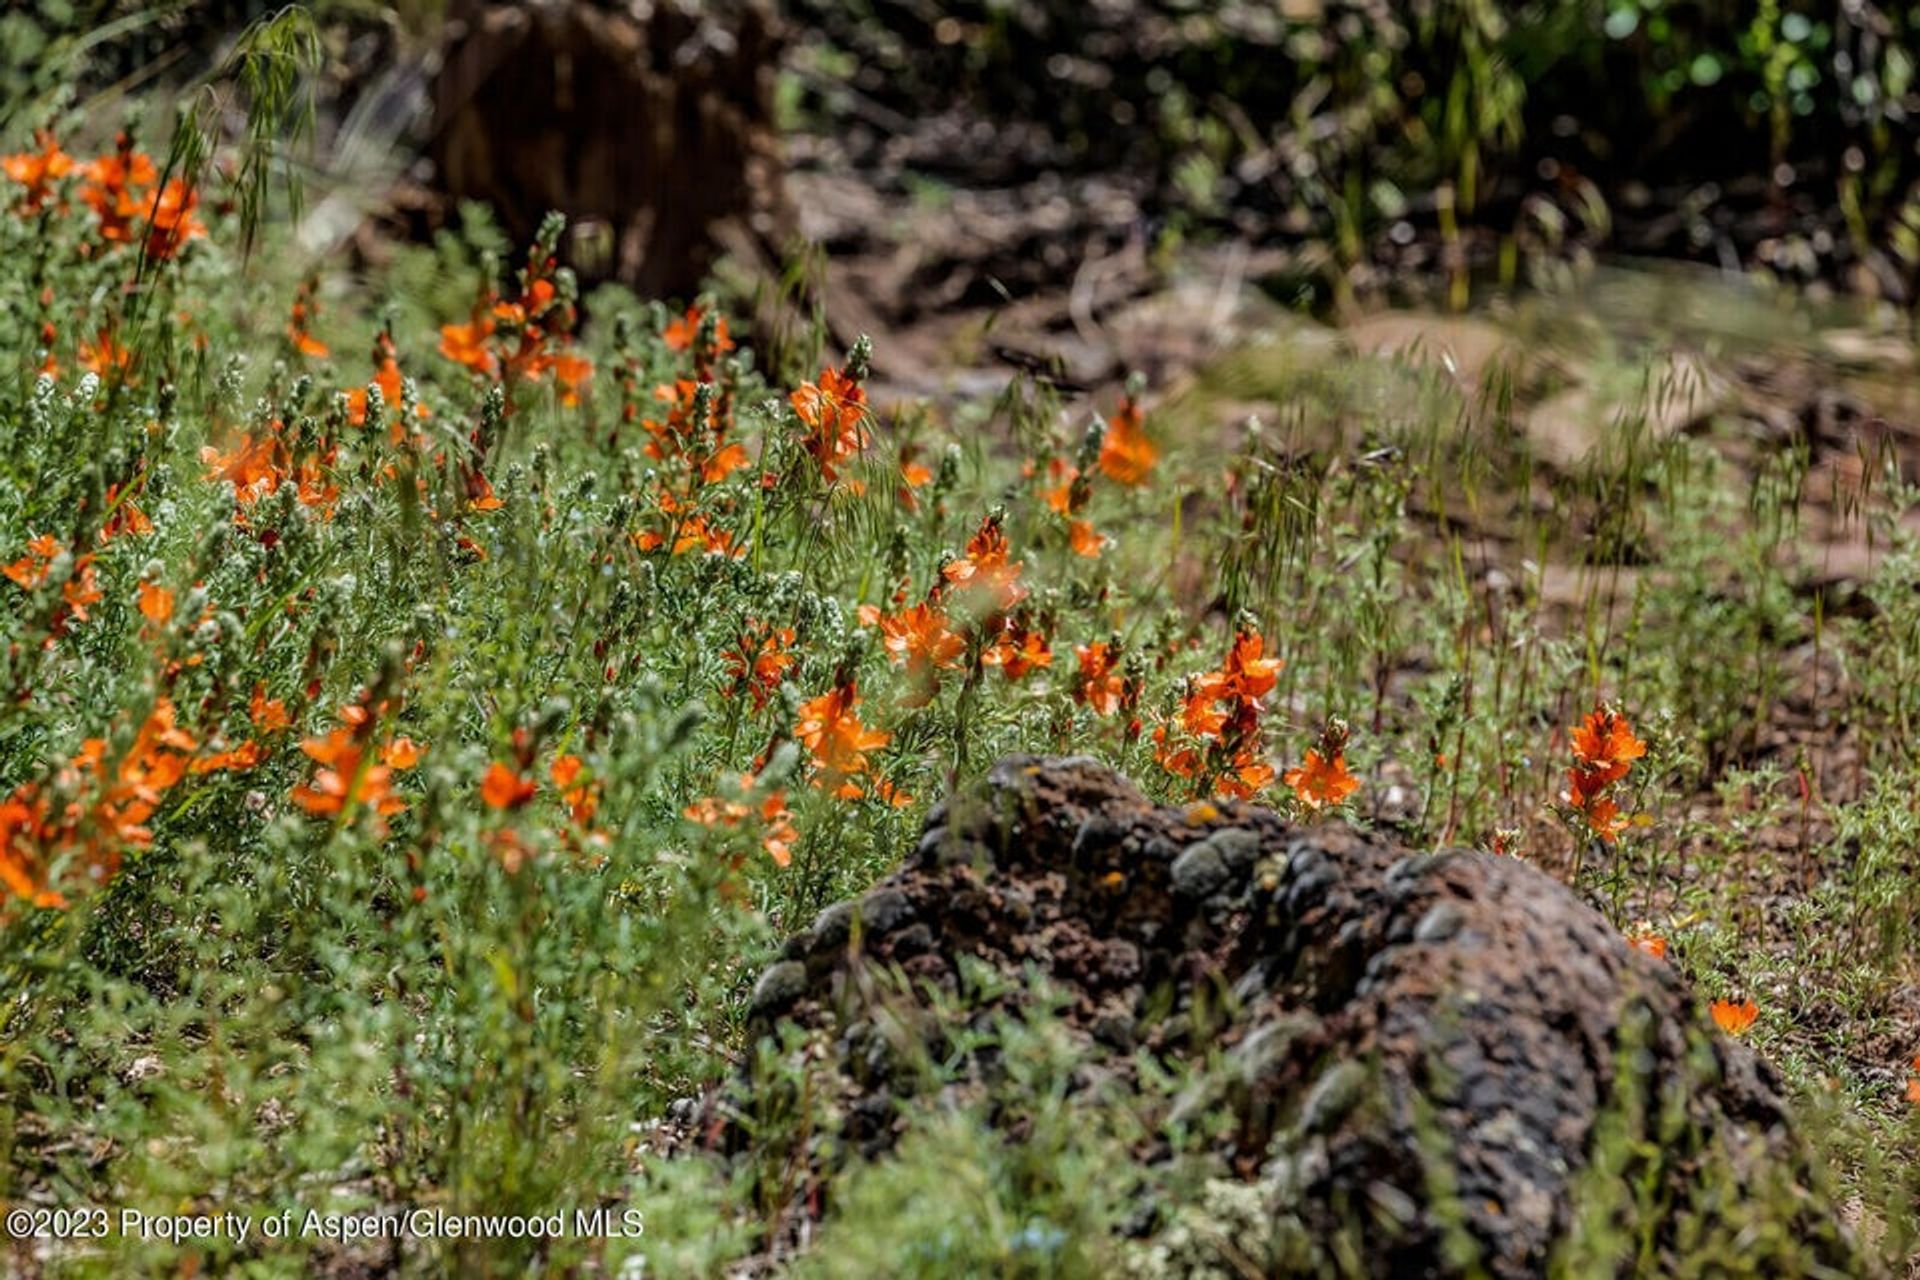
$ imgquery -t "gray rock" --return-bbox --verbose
[749,960,809,1018]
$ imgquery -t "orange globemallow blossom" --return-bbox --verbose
[142,179,204,261]
[791,365,868,481]
[1,698,226,910]
[288,285,329,358]
[1710,998,1758,1036]
[382,737,424,769]
[2,130,74,210]
[1284,750,1359,809]
[481,761,538,810]
[101,481,154,542]
[1626,925,1669,960]
[642,512,738,558]
[1151,625,1284,800]
[1571,705,1646,785]
[1283,718,1360,812]
[250,684,292,734]
[982,618,1053,679]
[724,623,797,711]
[466,469,505,513]
[550,753,599,827]
[942,513,1026,612]
[1217,629,1282,702]
[879,601,966,678]
[4,534,62,589]
[1073,642,1128,716]
[136,580,174,624]
[345,330,427,432]
[79,135,157,243]
[60,554,102,622]
[1098,394,1158,485]
[291,722,417,832]
[550,351,593,407]
[685,777,797,868]
[439,316,498,376]
[663,304,734,357]
[79,330,134,379]
[191,739,265,774]
[1561,703,1645,844]
[795,682,890,787]
[0,790,67,909]
[201,431,289,506]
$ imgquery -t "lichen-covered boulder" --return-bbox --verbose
[727,755,1857,1276]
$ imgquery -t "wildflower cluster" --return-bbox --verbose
[1559,704,1647,843]
[8,110,1909,1269]
[4,129,203,260]
[1152,624,1283,800]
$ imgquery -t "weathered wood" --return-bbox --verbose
[431,0,789,297]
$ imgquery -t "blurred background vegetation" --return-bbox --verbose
[6,0,1918,311]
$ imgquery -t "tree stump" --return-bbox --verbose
[430,0,788,297]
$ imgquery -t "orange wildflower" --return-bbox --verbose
[663,304,734,357]
[78,135,156,243]
[1067,520,1106,558]
[795,682,891,786]
[1561,703,1645,844]
[551,351,594,407]
[4,534,62,589]
[2,130,73,210]
[466,469,505,512]
[1626,926,1668,960]
[1098,394,1157,485]
[942,513,1026,611]
[1152,625,1285,799]
[685,776,796,868]
[101,482,153,541]
[550,753,599,826]
[78,330,134,379]
[1043,459,1087,516]
[1571,705,1646,786]
[288,283,329,357]
[723,622,796,711]
[1710,998,1758,1037]
[60,554,101,621]
[0,697,213,908]
[1217,629,1282,702]
[249,684,291,734]
[982,618,1053,679]
[190,740,265,774]
[791,366,868,481]
[879,602,966,678]
[1073,642,1128,716]
[0,789,67,909]
[1283,749,1359,810]
[439,316,498,376]
[669,513,739,557]
[382,738,424,770]
[1283,718,1360,811]
[137,580,174,624]
[292,727,407,826]
[481,761,537,811]
[142,179,204,260]
[201,431,288,506]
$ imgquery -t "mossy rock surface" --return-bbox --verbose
[725,755,1860,1276]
